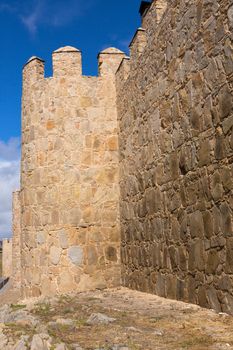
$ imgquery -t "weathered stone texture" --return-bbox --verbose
[2,239,12,278]
[12,191,22,290]
[116,0,233,313]
[21,47,125,297]
[6,0,233,315]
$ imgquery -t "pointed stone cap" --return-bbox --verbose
[26,56,44,63]
[53,46,81,53]
[24,56,45,69]
[99,47,125,56]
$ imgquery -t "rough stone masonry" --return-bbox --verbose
[3,0,233,314]
[20,46,125,297]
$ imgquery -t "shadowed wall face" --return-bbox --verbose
[117,0,233,314]
[21,47,125,297]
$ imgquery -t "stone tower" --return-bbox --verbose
[21,46,125,297]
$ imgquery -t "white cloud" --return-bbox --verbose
[21,1,43,35]
[1,0,92,35]
[0,138,20,239]
[0,137,21,161]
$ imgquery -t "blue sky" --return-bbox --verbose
[0,0,142,238]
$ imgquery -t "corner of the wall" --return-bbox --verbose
[129,28,147,62]
[116,56,131,84]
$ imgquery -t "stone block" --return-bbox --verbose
[49,246,62,265]
[168,246,178,270]
[177,279,186,301]
[166,275,177,299]
[68,246,83,266]
[36,232,45,245]
[178,246,187,271]
[58,230,68,249]
[58,271,76,294]
[198,286,208,308]
[188,240,205,272]
[105,246,118,262]
[156,273,166,298]
[202,211,214,238]
[187,276,197,304]
[198,140,211,166]
[219,85,232,120]
[189,211,205,238]
[220,202,232,237]
[206,287,221,312]
[206,250,220,274]
[226,238,233,273]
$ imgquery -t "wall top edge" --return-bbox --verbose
[23,56,45,69]
[53,46,81,53]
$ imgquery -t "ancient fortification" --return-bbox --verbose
[2,0,233,314]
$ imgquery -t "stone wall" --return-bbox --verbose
[21,46,125,297]
[2,239,12,278]
[117,0,233,313]
[12,191,22,291]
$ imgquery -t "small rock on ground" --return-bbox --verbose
[55,343,67,350]
[14,339,27,350]
[87,313,116,325]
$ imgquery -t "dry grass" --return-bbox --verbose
[4,288,233,349]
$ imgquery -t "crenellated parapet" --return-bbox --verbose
[116,1,168,92]
[23,46,126,85]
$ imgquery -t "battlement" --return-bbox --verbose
[116,1,168,84]
[23,46,126,87]
[22,0,168,89]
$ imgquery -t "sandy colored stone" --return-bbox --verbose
[2,239,12,278]
[49,246,62,265]
[68,246,83,266]
[4,0,233,317]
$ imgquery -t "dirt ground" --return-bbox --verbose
[4,287,233,349]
